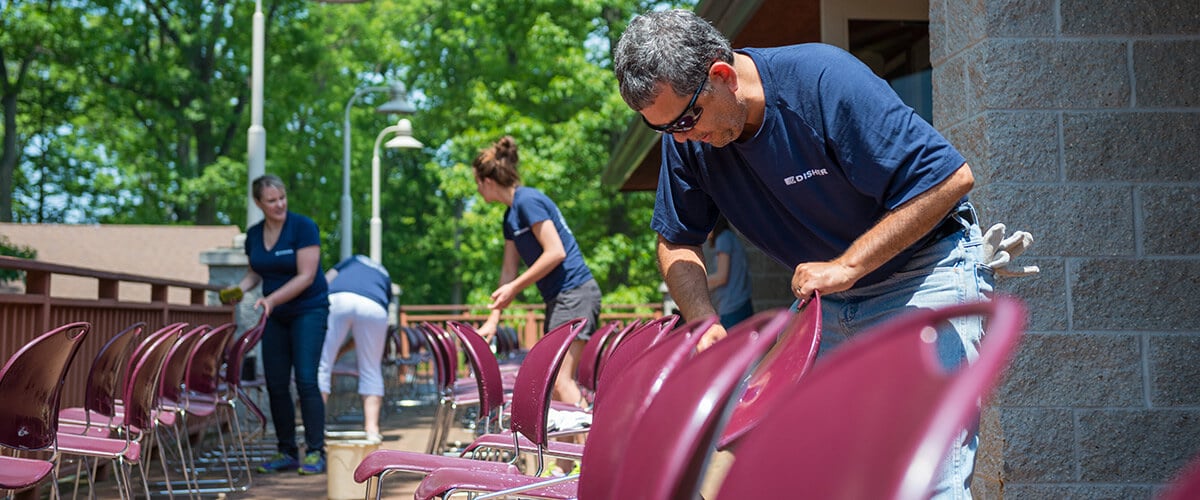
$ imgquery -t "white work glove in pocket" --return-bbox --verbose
[982,223,1040,278]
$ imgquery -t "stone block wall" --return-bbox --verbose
[931,0,1200,496]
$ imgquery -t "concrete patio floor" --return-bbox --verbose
[76,398,480,500]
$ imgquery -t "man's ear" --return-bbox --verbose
[710,61,737,92]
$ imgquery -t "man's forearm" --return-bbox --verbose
[657,235,717,321]
[836,163,974,277]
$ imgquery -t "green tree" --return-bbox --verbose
[3,0,684,308]
[356,0,667,307]
[1,1,88,222]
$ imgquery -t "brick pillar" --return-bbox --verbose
[931,0,1200,496]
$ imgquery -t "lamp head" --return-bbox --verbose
[384,119,423,149]
[375,83,416,115]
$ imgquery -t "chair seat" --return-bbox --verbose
[417,465,577,500]
[464,432,584,461]
[59,407,124,425]
[0,453,56,489]
[0,455,55,489]
[58,422,115,438]
[57,433,141,462]
[352,449,519,483]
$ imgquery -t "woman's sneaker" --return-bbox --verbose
[299,451,326,475]
[256,453,299,473]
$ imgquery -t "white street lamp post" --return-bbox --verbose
[246,0,266,226]
[370,119,422,264]
[341,84,414,261]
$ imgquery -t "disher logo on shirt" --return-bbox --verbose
[784,168,829,186]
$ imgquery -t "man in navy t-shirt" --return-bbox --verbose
[614,9,994,499]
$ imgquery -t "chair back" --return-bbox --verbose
[421,323,458,393]
[717,294,822,449]
[641,314,682,346]
[716,298,1027,500]
[506,318,587,450]
[122,328,183,433]
[126,322,188,387]
[184,322,238,397]
[81,321,146,419]
[223,312,267,387]
[584,309,792,500]
[158,324,209,404]
[0,322,91,451]
[592,314,683,397]
[593,319,640,382]
[574,320,621,394]
[447,321,507,431]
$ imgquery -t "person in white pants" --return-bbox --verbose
[317,254,393,441]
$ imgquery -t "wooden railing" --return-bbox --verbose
[0,256,234,408]
[398,302,665,351]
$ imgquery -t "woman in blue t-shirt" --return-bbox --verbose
[472,137,601,413]
[229,174,329,475]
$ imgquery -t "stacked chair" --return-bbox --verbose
[0,322,92,499]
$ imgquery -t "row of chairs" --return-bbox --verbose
[347,296,1038,499]
[0,313,270,499]
[398,314,680,459]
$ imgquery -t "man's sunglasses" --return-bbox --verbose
[642,76,707,134]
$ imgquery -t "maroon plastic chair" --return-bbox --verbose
[56,325,182,499]
[0,321,91,499]
[216,311,269,468]
[412,308,792,500]
[163,321,240,494]
[423,321,483,455]
[351,319,591,499]
[56,321,146,437]
[442,321,509,441]
[591,319,642,385]
[716,293,822,450]
[455,318,593,465]
[573,320,621,399]
[1161,449,1200,500]
[145,324,209,492]
[715,297,1027,500]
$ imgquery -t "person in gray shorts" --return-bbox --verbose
[471,136,601,416]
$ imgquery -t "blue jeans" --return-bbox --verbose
[262,306,329,457]
[719,299,755,329]
[794,208,994,499]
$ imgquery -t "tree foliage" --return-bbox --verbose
[1,0,691,307]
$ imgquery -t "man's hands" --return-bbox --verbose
[982,223,1040,278]
[697,323,729,351]
[791,261,860,300]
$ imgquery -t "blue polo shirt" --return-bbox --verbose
[652,44,967,288]
[329,255,393,309]
[503,186,594,300]
[245,211,328,316]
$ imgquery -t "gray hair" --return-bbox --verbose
[251,174,286,201]
[613,9,734,111]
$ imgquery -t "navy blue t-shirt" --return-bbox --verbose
[652,44,967,288]
[503,186,594,300]
[245,211,329,316]
[329,255,393,309]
